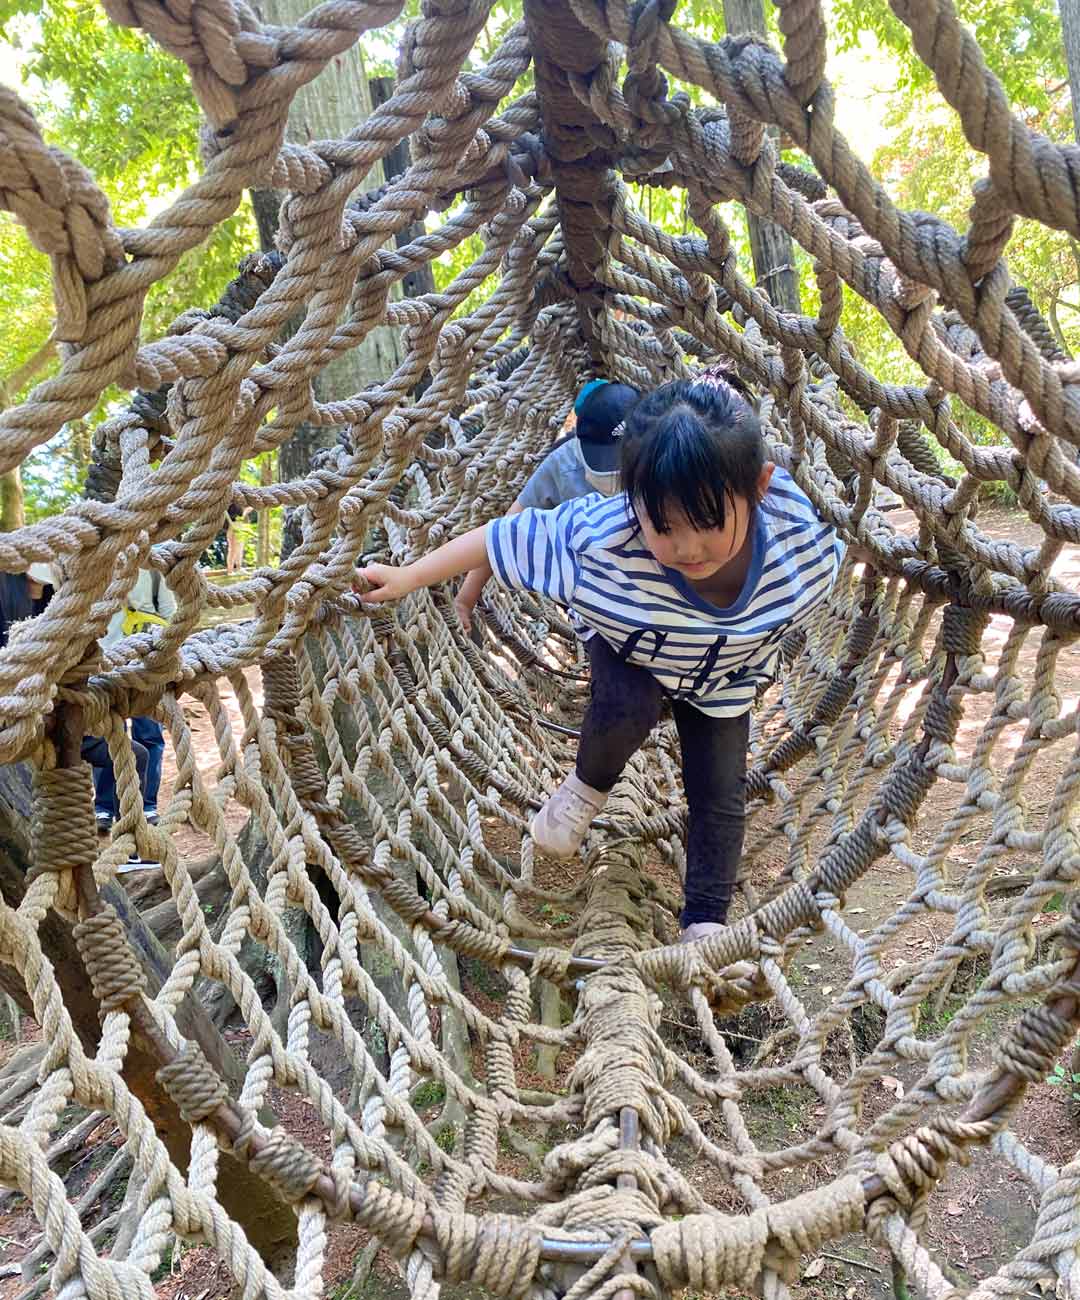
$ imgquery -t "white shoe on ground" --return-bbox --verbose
[117,855,160,873]
[679,921,727,944]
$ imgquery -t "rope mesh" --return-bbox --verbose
[1,1,1080,1297]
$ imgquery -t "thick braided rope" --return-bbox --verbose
[0,2,1079,1300]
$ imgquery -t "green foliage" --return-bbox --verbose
[1049,1061,1080,1103]
[828,0,1077,494]
[434,1123,457,1154]
[831,0,1066,112]
[411,1079,447,1109]
[0,0,256,519]
[3,0,204,214]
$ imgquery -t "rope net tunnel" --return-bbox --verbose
[1,0,1080,1297]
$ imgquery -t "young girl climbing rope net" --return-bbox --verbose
[356,377,844,941]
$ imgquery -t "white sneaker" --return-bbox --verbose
[530,773,608,860]
[680,922,727,944]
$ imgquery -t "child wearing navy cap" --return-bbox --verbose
[453,380,640,630]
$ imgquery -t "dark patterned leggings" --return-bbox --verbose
[575,634,748,927]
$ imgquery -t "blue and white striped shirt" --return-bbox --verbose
[485,467,843,717]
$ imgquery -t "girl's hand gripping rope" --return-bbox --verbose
[354,563,416,605]
[353,527,490,606]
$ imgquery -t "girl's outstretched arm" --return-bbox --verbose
[354,525,489,605]
[453,502,525,630]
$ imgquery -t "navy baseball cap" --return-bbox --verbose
[573,381,640,474]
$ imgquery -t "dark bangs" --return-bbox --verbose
[620,380,765,534]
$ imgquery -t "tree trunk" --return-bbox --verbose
[0,762,297,1265]
[249,0,403,494]
[1061,0,1080,141]
[369,75,437,305]
[250,187,283,253]
[721,0,802,315]
[258,452,273,567]
[0,470,24,532]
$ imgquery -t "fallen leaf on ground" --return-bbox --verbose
[803,1258,825,1279]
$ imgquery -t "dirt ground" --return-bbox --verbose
[0,501,1077,1300]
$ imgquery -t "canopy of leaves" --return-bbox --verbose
[832,0,1065,111]
[1,0,1073,520]
[832,0,1077,356]
[0,0,256,503]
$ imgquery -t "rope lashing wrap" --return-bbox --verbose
[30,765,98,879]
[430,1210,541,1298]
[2,0,1080,1297]
[651,1175,865,1290]
[72,906,148,1013]
[157,1042,231,1123]
[245,1127,325,1206]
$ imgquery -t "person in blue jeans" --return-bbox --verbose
[88,719,160,829]
[93,568,176,829]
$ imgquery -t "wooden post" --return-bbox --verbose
[722,0,803,315]
[1060,0,1080,141]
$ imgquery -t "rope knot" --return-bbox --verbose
[157,1042,230,1123]
[531,946,572,985]
[31,765,97,880]
[247,1126,324,1204]
[72,905,146,1014]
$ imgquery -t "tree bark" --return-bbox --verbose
[721,0,802,315]
[258,452,273,567]
[0,471,24,532]
[248,0,403,495]
[1061,0,1080,141]
[0,762,296,1264]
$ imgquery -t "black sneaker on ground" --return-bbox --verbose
[96,812,114,834]
[117,855,159,873]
